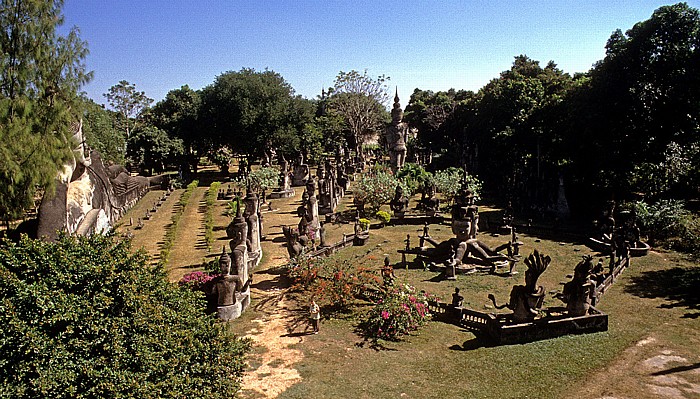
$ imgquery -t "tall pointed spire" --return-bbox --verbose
[391,88,403,122]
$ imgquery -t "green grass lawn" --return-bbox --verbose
[256,221,698,399]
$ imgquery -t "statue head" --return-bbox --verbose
[574,255,594,282]
[523,250,550,292]
[219,247,232,275]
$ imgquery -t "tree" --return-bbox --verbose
[326,70,391,157]
[200,68,304,164]
[404,88,474,168]
[150,85,203,175]
[0,0,91,223]
[103,80,153,140]
[126,125,183,175]
[79,96,125,165]
[469,56,572,209]
[0,233,250,398]
[564,2,700,214]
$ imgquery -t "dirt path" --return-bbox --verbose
[239,188,313,399]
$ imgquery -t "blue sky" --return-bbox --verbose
[62,1,699,104]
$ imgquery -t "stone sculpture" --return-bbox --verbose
[270,156,295,198]
[557,255,596,316]
[488,250,550,323]
[389,185,409,219]
[209,248,244,321]
[36,120,155,240]
[282,225,307,258]
[385,90,408,173]
[292,154,310,186]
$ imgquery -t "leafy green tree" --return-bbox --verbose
[313,111,347,159]
[126,125,183,175]
[564,3,700,213]
[0,234,250,398]
[150,85,203,175]
[201,68,304,164]
[79,96,125,165]
[103,80,153,140]
[0,0,91,223]
[326,70,391,157]
[404,88,472,161]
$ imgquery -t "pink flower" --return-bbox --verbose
[381,311,390,320]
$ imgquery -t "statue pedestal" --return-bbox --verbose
[216,291,250,321]
[353,234,369,246]
[217,302,243,321]
[269,188,295,199]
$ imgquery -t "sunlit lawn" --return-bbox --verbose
[260,219,698,399]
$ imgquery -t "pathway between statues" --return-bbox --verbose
[240,189,309,399]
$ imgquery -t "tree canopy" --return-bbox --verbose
[200,68,315,164]
[326,70,391,156]
[0,0,91,223]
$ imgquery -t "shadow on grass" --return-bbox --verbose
[423,273,445,282]
[251,275,287,292]
[449,339,486,351]
[354,339,399,351]
[624,266,700,319]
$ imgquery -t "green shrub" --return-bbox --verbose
[634,199,700,254]
[0,234,250,399]
[247,166,279,192]
[360,284,432,341]
[429,168,482,204]
[204,182,221,251]
[375,210,391,224]
[396,163,431,196]
[159,180,198,267]
[358,218,371,231]
[353,170,399,213]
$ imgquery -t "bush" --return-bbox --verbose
[360,285,432,341]
[159,180,198,268]
[286,255,320,290]
[396,163,432,196]
[375,210,391,224]
[204,182,221,251]
[634,199,700,254]
[0,234,250,399]
[353,170,399,213]
[284,256,379,311]
[179,270,218,292]
[429,168,482,204]
[358,218,371,231]
[247,166,279,192]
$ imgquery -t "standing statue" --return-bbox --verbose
[385,89,408,173]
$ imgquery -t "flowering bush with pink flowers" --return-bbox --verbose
[360,284,432,341]
[179,271,218,292]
